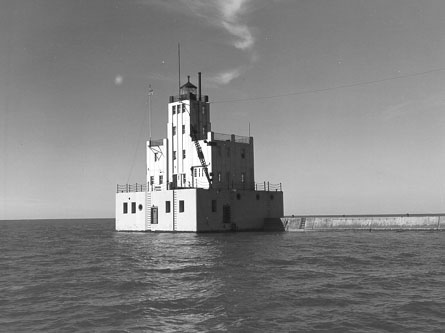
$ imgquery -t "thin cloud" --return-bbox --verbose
[182,0,255,51]
[208,68,242,85]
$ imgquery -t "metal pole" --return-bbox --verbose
[178,43,181,96]
[148,85,153,141]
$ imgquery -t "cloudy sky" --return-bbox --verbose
[1,0,445,219]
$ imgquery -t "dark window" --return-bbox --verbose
[173,126,176,136]
[173,151,177,160]
[150,176,154,185]
[211,200,217,212]
[182,125,185,134]
[123,202,128,214]
[182,150,186,159]
[182,104,186,112]
[131,202,136,214]
[166,201,171,213]
[256,194,260,200]
[159,175,163,185]
[138,204,143,211]
[236,193,241,200]
[270,195,274,200]
[172,105,176,114]
[241,149,246,159]
[179,200,184,212]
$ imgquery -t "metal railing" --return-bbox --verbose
[117,183,147,193]
[116,181,282,193]
[213,132,251,144]
[148,139,163,147]
[255,182,282,192]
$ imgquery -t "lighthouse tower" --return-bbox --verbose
[115,73,283,232]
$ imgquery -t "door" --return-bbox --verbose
[151,206,158,224]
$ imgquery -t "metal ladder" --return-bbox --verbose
[145,191,151,231]
[173,190,177,231]
[299,218,306,230]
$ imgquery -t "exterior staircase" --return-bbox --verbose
[190,126,212,187]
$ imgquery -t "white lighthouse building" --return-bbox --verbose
[115,73,283,232]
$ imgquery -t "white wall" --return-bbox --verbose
[115,192,146,231]
[149,189,198,232]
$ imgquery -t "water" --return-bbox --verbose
[1,219,444,332]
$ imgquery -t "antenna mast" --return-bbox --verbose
[148,84,153,141]
[178,43,181,96]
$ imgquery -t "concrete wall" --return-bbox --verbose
[196,189,284,232]
[115,192,146,231]
[273,215,444,231]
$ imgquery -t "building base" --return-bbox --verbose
[115,188,284,232]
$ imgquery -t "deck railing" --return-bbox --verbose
[116,183,147,193]
[116,181,282,193]
[213,132,251,144]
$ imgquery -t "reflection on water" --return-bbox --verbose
[1,219,444,332]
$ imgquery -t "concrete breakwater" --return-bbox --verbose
[264,214,445,231]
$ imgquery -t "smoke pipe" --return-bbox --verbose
[198,72,202,101]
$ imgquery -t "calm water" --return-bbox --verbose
[0,219,444,332]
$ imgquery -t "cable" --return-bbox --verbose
[210,67,445,104]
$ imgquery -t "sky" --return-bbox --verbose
[1,0,445,219]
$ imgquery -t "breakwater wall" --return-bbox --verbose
[264,214,445,231]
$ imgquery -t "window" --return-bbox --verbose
[256,194,260,200]
[166,201,171,213]
[123,202,128,214]
[131,202,136,214]
[226,147,230,157]
[179,200,184,212]
[241,149,246,159]
[218,172,221,183]
[182,149,186,159]
[173,151,177,160]
[159,175,163,185]
[241,172,245,183]
[182,124,185,134]
[173,126,176,136]
[236,193,241,200]
[182,104,186,112]
[202,106,205,115]
[154,152,158,161]
[150,176,154,185]
[138,204,143,211]
[172,105,176,114]
[211,200,217,212]
[182,174,186,184]
[194,168,197,177]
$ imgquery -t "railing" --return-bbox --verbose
[148,139,163,147]
[213,132,251,144]
[213,132,232,142]
[255,182,282,192]
[117,183,147,193]
[116,181,282,193]
[234,135,250,144]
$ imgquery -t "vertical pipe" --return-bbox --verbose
[198,72,202,101]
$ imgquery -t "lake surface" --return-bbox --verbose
[1,219,444,332]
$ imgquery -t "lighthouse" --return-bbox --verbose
[115,73,283,232]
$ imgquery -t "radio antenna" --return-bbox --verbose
[148,84,154,141]
[178,43,181,96]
